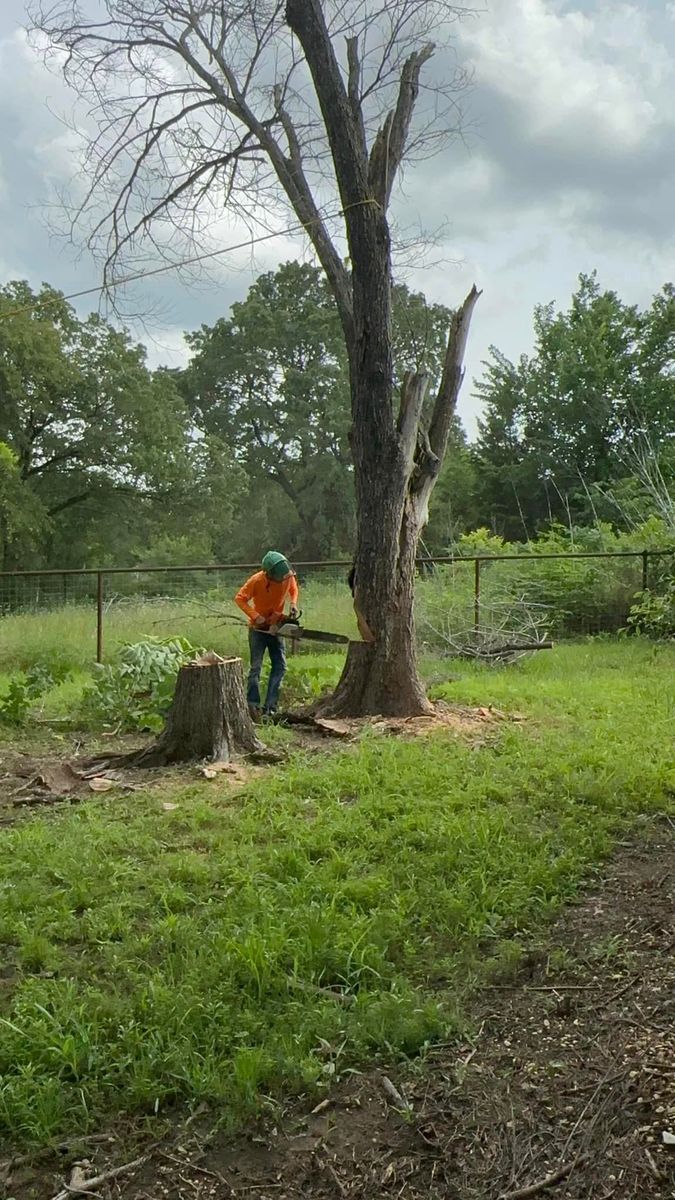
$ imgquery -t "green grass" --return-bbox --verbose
[0,550,652,678]
[0,641,672,1147]
[0,580,361,675]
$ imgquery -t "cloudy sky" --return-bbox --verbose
[1,0,673,436]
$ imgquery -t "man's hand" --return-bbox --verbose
[289,606,299,619]
[254,615,267,629]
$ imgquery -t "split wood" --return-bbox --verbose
[50,1154,147,1200]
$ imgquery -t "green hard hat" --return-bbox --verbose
[262,550,291,581]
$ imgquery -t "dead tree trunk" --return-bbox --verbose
[285,0,481,718]
[316,292,481,718]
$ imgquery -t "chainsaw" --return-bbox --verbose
[220,609,351,645]
[270,612,350,645]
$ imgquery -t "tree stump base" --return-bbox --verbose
[90,654,264,770]
[315,641,433,719]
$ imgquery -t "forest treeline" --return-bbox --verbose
[1,266,673,570]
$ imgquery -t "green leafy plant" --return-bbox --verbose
[0,664,70,726]
[627,583,675,639]
[80,637,202,731]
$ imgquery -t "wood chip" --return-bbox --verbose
[36,763,83,794]
[88,777,115,792]
[200,762,238,779]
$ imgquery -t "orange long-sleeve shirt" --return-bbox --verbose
[234,571,299,627]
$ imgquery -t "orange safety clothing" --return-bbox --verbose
[234,570,299,627]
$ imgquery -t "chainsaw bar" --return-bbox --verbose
[276,622,350,645]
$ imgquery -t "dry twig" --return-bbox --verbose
[499,1153,588,1200]
[380,1075,412,1112]
[50,1154,147,1200]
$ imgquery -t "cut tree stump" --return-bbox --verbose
[87,653,264,769]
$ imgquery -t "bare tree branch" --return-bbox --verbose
[368,42,434,208]
[285,0,369,208]
[47,490,92,517]
[428,284,482,461]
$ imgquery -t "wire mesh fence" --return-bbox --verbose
[0,550,672,672]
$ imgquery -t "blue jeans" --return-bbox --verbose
[247,629,287,713]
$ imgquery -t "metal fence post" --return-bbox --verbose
[96,572,104,663]
[642,550,649,593]
[474,557,481,636]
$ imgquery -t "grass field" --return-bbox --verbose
[0,547,653,678]
[0,639,673,1148]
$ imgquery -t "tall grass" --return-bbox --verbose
[0,641,672,1146]
[0,581,361,674]
[0,551,656,678]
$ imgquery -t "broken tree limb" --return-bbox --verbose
[368,43,435,209]
[397,369,429,477]
[346,35,366,148]
[428,285,482,464]
[462,641,553,658]
[408,285,481,529]
[50,1155,147,1200]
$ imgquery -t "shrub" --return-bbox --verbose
[0,664,70,726]
[627,583,675,640]
[80,637,202,732]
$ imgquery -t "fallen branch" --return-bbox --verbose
[596,974,640,1010]
[468,641,553,657]
[487,984,600,993]
[499,1154,588,1200]
[288,978,355,1005]
[50,1154,147,1200]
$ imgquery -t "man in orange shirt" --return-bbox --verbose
[234,550,299,719]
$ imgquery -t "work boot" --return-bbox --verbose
[248,704,262,724]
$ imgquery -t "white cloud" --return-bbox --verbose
[1,0,674,443]
[459,0,671,154]
[143,326,190,370]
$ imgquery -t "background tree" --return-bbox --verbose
[0,282,245,568]
[473,274,675,539]
[0,442,46,570]
[182,260,352,560]
[33,0,479,717]
[182,260,459,559]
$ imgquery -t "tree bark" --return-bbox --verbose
[282,0,480,718]
[318,293,481,719]
[94,655,264,768]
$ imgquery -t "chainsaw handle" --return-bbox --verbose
[262,608,302,633]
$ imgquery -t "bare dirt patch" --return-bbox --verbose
[280,700,520,743]
[0,736,264,822]
[5,822,674,1200]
